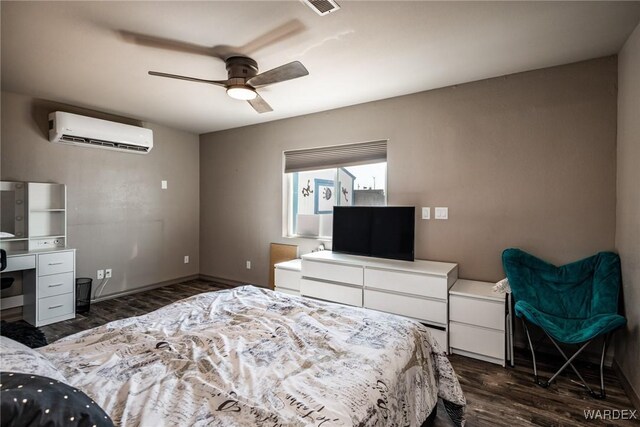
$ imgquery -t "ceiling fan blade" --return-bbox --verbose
[247,93,273,114]
[119,30,222,58]
[247,61,309,87]
[239,19,306,56]
[148,71,227,87]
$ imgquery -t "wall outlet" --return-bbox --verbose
[105,268,112,279]
[422,207,430,220]
[435,207,448,220]
[161,180,168,190]
[246,260,251,270]
[97,269,104,280]
[184,255,189,264]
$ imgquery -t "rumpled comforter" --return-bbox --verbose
[39,286,466,426]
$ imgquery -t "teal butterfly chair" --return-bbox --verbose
[502,248,626,399]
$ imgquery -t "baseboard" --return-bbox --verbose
[613,360,640,411]
[91,274,201,303]
[198,274,268,290]
[91,274,265,303]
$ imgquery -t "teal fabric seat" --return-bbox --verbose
[515,302,625,344]
[503,249,625,344]
[502,248,626,398]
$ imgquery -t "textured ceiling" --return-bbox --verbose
[2,1,639,134]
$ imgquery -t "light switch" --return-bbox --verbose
[422,207,430,220]
[161,180,168,189]
[435,207,448,219]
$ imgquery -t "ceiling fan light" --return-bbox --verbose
[227,86,257,101]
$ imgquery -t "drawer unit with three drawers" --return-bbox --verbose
[22,249,76,327]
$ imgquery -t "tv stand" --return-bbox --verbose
[300,251,458,350]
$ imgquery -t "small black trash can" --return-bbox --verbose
[76,278,92,314]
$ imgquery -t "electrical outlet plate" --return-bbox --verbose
[184,255,189,264]
[246,260,251,270]
[105,269,112,278]
[161,180,168,189]
[435,207,448,220]
[97,269,104,280]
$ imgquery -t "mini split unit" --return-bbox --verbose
[48,111,154,154]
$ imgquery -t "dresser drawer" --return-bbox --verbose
[4,255,36,273]
[450,295,504,331]
[38,293,74,322]
[38,251,74,276]
[365,268,448,300]
[300,278,362,306]
[275,287,300,297]
[426,326,447,351]
[275,268,301,291]
[450,321,504,360]
[38,272,74,299]
[302,260,362,286]
[364,289,447,325]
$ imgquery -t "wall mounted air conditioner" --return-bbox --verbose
[48,111,153,154]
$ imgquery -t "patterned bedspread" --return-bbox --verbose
[39,286,466,426]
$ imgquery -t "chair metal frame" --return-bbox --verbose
[522,319,608,399]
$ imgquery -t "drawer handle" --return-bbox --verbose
[48,262,64,266]
[48,304,64,309]
[48,283,64,288]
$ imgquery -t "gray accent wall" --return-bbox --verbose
[1,91,200,298]
[200,57,618,286]
[615,22,640,404]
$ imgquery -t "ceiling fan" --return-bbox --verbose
[148,56,308,113]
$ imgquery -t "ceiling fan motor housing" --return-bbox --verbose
[225,56,258,81]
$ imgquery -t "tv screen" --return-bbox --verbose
[332,206,415,261]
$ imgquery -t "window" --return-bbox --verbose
[284,141,387,239]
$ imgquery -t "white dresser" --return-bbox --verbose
[301,251,458,350]
[5,248,76,327]
[449,279,506,366]
[274,259,302,296]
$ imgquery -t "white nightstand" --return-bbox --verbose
[449,279,507,366]
[274,259,302,296]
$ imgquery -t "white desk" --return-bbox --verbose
[2,248,76,326]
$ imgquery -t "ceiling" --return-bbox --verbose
[2,1,639,135]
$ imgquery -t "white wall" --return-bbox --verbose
[200,58,618,286]
[1,91,201,299]
[615,22,640,404]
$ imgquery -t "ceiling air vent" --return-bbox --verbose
[302,0,340,16]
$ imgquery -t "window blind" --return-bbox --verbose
[284,140,387,173]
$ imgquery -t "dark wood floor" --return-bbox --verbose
[41,280,638,426]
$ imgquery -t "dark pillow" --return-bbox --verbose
[0,372,114,427]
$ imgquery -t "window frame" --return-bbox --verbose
[283,163,388,240]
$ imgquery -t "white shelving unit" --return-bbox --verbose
[1,182,68,253]
[27,183,67,251]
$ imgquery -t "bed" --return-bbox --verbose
[5,285,466,426]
